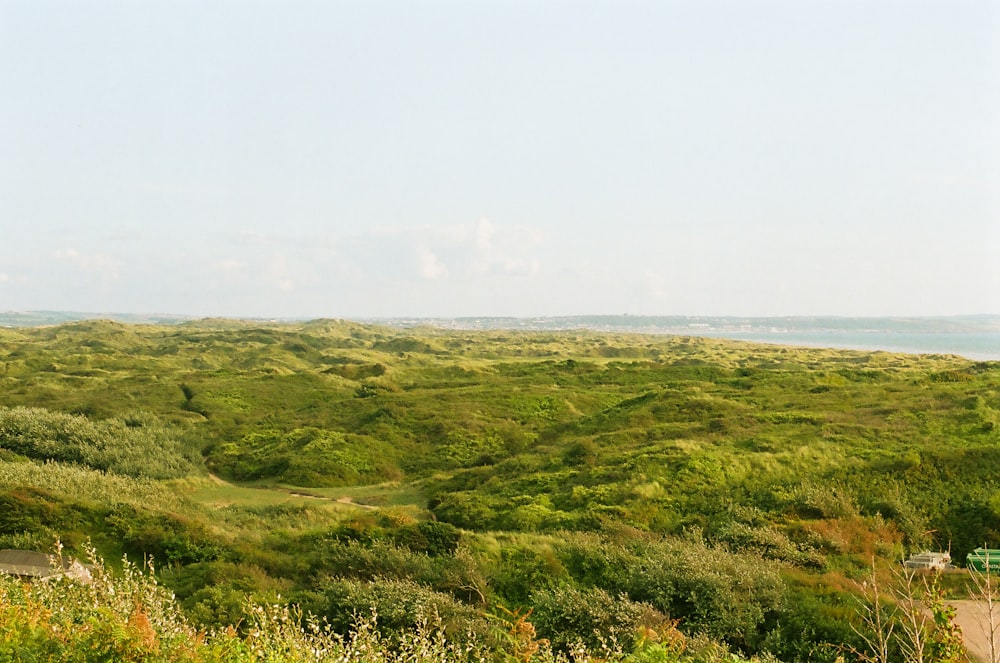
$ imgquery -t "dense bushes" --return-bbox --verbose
[554,532,785,646]
[0,407,193,479]
[206,427,404,486]
[107,505,226,565]
[162,560,291,628]
[530,585,667,652]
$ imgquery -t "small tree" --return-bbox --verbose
[893,566,931,663]
[852,562,965,663]
[925,579,964,663]
[179,383,195,409]
[851,564,896,663]
[968,548,1000,663]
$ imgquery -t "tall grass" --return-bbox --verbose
[0,459,190,513]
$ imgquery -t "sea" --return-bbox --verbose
[669,330,1000,361]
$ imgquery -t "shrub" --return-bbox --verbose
[429,491,499,530]
[555,532,786,647]
[107,505,225,564]
[393,520,462,556]
[488,545,567,605]
[530,584,668,653]
[321,576,490,644]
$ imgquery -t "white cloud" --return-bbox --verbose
[212,258,245,272]
[266,253,313,292]
[203,251,322,295]
[372,223,471,244]
[499,256,540,276]
[645,271,670,301]
[475,217,495,249]
[464,218,543,277]
[0,272,27,285]
[363,219,543,281]
[574,259,613,283]
[53,248,122,280]
[416,246,448,280]
[236,232,271,245]
[204,259,249,291]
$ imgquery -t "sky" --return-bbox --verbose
[1,0,998,319]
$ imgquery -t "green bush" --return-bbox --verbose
[530,584,667,652]
[392,520,461,556]
[555,532,785,646]
[488,545,567,605]
[429,491,500,530]
[107,505,225,564]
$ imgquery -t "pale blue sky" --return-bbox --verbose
[1,0,998,318]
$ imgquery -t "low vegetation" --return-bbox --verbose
[0,319,998,660]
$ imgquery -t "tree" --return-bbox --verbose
[968,549,1000,663]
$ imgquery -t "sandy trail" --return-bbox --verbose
[207,473,378,509]
[335,496,378,510]
[951,600,999,663]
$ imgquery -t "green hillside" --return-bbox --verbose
[1,319,998,661]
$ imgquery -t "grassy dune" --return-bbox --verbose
[0,319,998,660]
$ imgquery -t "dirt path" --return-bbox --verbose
[207,473,378,510]
[951,600,998,662]
[285,490,379,509]
[335,496,378,510]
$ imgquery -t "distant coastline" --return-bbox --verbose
[3,312,999,361]
[388,315,1000,361]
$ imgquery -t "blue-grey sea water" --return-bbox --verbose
[685,331,1000,361]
